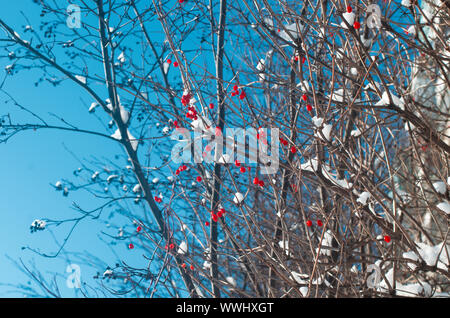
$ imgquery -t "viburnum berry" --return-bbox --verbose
[306,220,312,227]
[136,226,142,232]
[290,146,297,154]
[181,263,186,268]
[167,58,172,64]
[218,208,225,217]
[353,21,361,29]
[173,61,179,67]
[253,177,259,185]
[302,57,306,64]
[384,235,391,243]
[317,220,323,227]
[128,243,134,249]
[154,196,162,203]
[294,55,299,62]
[212,214,218,222]
[169,243,175,249]
[190,265,194,270]
[196,176,202,182]
[209,103,214,109]
[302,94,307,101]
[235,159,241,167]
[259,180,265,187]
[239,90,246,99]
[346,5,352,13]
[233,85,238,91]
[240,166,246,173]
[205,221,210,226]
[306,104,313,112]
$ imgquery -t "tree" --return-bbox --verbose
[0,0,449,298]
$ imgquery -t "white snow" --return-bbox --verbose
[436,201,450,214]
[106,175,118,183]
[152,177,159,184]
[55,181,62,189]
[226,276,237,288]
[89,102,98,112]
[375,91,405,110]
[91,171,99,180]
[357,192,371,205]
[406,25,416,36]
[75,75,86,84]
[256,58,265,71]
[350,126,362,137]
[233,192,244,204]
[317,230,334,257]
[278,240,291,256]
[117,51,126,63]
[401,0,411,7]
[311,116,324,128]
[432,181,446,194]
[341,12,355,29]
[111,129,138,151]
[177,241,188,255]
[132,184,141,193]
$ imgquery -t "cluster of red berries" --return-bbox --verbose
[166,58,179,67]
[181,263,195,271]
[235,159,251,174]
[175,164,188,175]
[253,177,265,187]
[209,208,226,223]
[154,196,162,203]
[181,92,191,107]
[186,106,198,120]
[293,55,306,64]
[231,85,246,99]
[306,219,323,227]
[279,137,289,146]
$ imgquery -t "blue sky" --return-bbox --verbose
[0,1,148,297]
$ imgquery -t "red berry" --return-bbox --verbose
[290,146,297,154]
[240,166,246,173]
[212,214,218,222]
[181,263,186,268]
[302,57,306,64]
[306,220,312,227]
[196,176,202,182]
[258,180,265,187]
[235,159,241,167]
[317,220,323,227]
[233,85,238,91]
[128,243,134,249]
[190,265,194,270]
[353,21,361,29]
[173,61,179,67]
[167,58,172,64]
[384,235,391,243]
[209,103,214,109]
[169,243,175,249]
[302,94,307,101]
[253,177,259,185]
[205,221,210,226]
[154,196,162,203]
[217,210,224,218]
[239,90,246,99]
[347,5,352,13]
[306,104,313,112]
[136,226,142,232]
